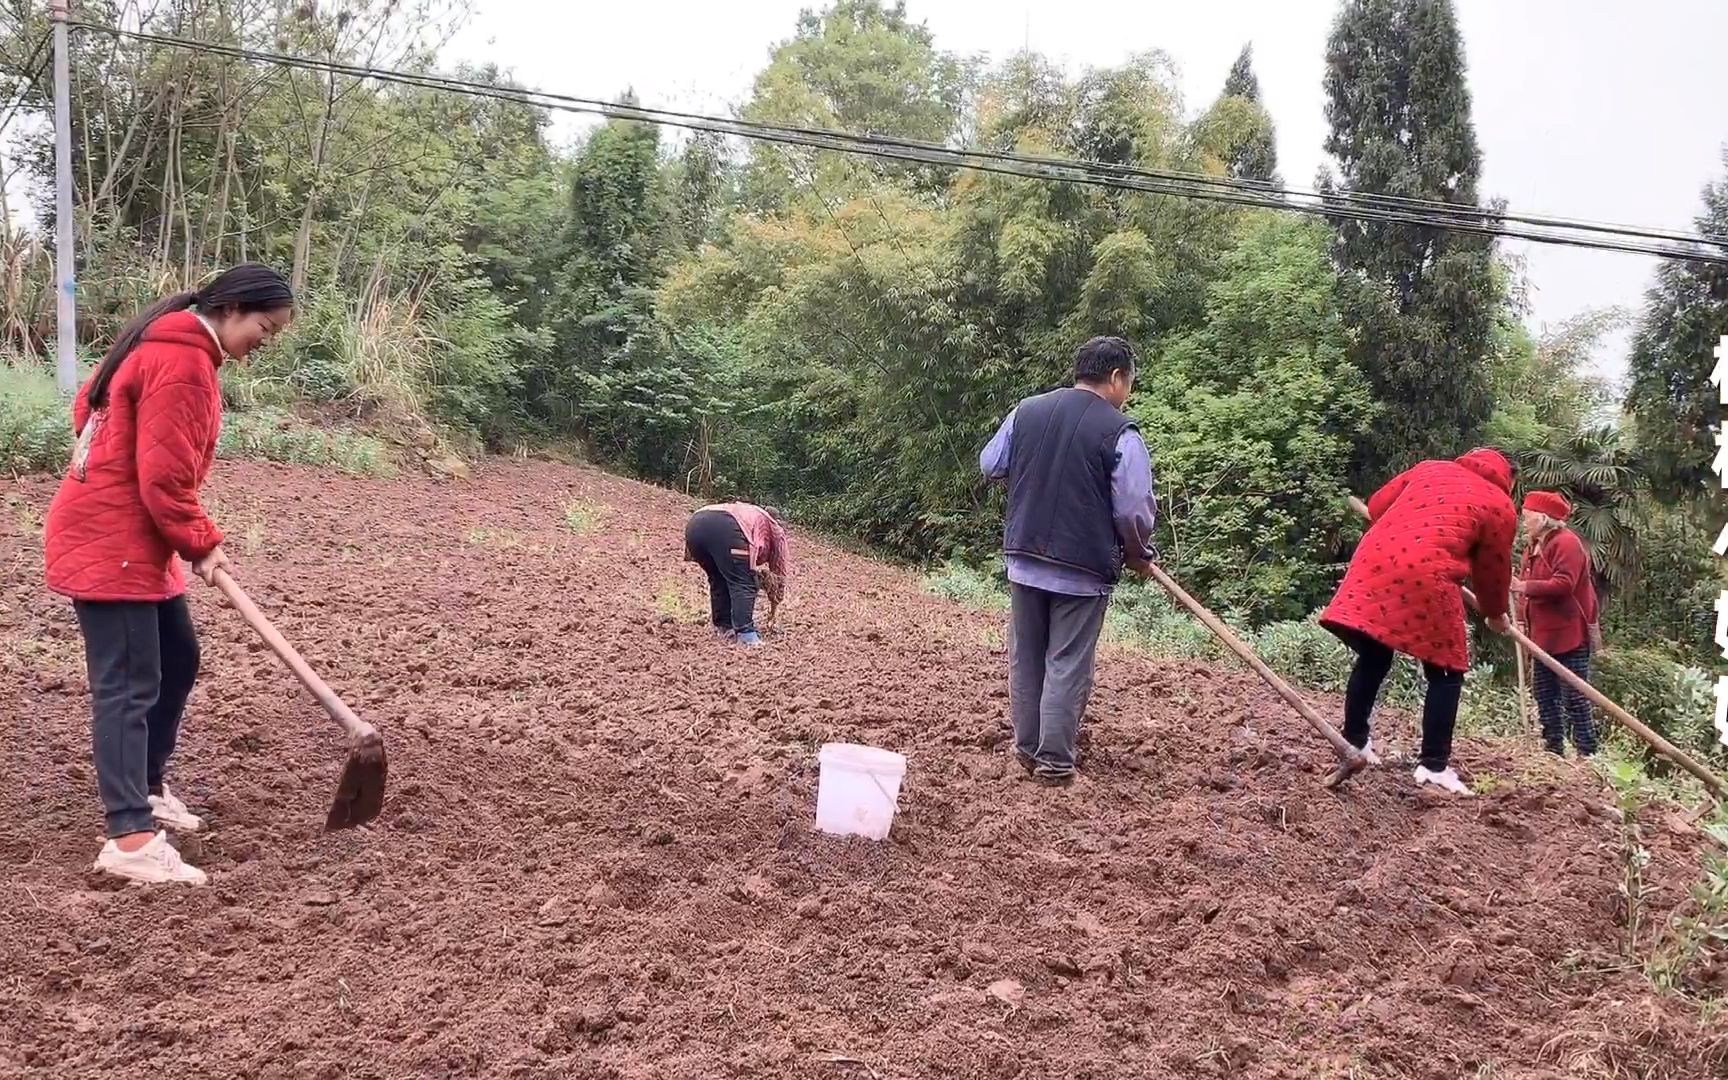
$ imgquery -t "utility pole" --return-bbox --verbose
[51,0,77,394]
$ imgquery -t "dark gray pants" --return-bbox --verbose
[73,597,200,838]
[685,510,759,634]
[1008,584,1110,777]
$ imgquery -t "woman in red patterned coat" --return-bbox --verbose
[44,264,294,885]
[1321,448,1519,795]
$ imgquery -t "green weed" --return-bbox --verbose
[4,493,42,536]
[922,559,1009,612]
[654,578,705,624]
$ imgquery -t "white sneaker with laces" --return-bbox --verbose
[93,831,208,885]
[1353,739,1383,766]
[149,785,203,832]
[1413,765,1472,796]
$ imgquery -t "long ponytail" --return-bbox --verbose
[84,262,293,409]
[86,291,199,409]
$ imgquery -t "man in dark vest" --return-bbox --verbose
[979,336,1158,787]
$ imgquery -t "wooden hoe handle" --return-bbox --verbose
[212,569,377,743]
[1144,563,1365,769]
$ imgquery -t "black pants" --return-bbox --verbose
[1534,646,1596,756]
[1340,631,1463,773]
[73,596,200,838]
[685,510,759,634]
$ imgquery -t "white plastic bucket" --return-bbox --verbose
[814,742,907,841]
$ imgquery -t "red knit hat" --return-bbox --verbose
[1523,490,1571,519]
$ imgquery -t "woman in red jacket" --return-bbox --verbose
[1513,490,1601,757]
[1321,448,1519,795]
[44,264,294,885]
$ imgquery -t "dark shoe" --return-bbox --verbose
[1013,750,1036,776]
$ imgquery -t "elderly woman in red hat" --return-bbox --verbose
[1512,490,1601,757]
[1321,448,1519,795]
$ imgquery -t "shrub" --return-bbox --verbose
[1594,647,1725,775]
[923,558,1009,612]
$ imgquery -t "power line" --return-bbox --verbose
[64,19,1728,266]
[76,18,1728,265]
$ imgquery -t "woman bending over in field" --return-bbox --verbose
[682,501,790,646]
[44,263,294,885]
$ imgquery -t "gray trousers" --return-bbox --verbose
[73,597,200,838]
[1008,584,1110,776]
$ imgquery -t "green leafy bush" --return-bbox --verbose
[922,558,1009,611]
[1594,647,1725,774]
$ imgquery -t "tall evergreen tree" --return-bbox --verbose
[1624,151,1728,502]
[1212,44,1279,185]
[1222,43,1262,102]
[1320,0,1499,480]
[540,98,675,434]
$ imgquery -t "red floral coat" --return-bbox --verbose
[1322,449,1518,673]
[44,310,226,602]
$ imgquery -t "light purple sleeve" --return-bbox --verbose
[980,408,1016,479]
[1112,428,1157,561]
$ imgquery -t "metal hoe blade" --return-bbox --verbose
[326,734,387,831]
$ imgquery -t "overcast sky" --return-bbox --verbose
[448,0,1728,385]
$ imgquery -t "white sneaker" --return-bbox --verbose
[1353,740,1383,766]
[1413,765,1472,796]
[149,785,203,832]
[93,831,208,885]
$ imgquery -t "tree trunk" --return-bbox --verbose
[291,67,340,296]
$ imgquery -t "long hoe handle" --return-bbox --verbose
[1346,496,1727,801]
[1143,563,1367,778]
[212,568,378,744]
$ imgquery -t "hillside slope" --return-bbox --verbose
[0,459,1720,1079]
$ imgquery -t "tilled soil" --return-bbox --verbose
[1,460,1721,1080]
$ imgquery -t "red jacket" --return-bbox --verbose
[1517,527,1597,654]
[44,310,226,602]
[1321,449,1517,673]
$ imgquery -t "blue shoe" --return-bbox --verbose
[737,631,762,646]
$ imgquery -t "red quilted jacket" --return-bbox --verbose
[1517,527,1598,655]
[1321,449,1518,673]
[44,310,226,602]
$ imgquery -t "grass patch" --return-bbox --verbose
[0,363,394,478]
[217,408,394,476]
[562,499,605,534]
[0,361,73,474]
[465,526,523,549]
